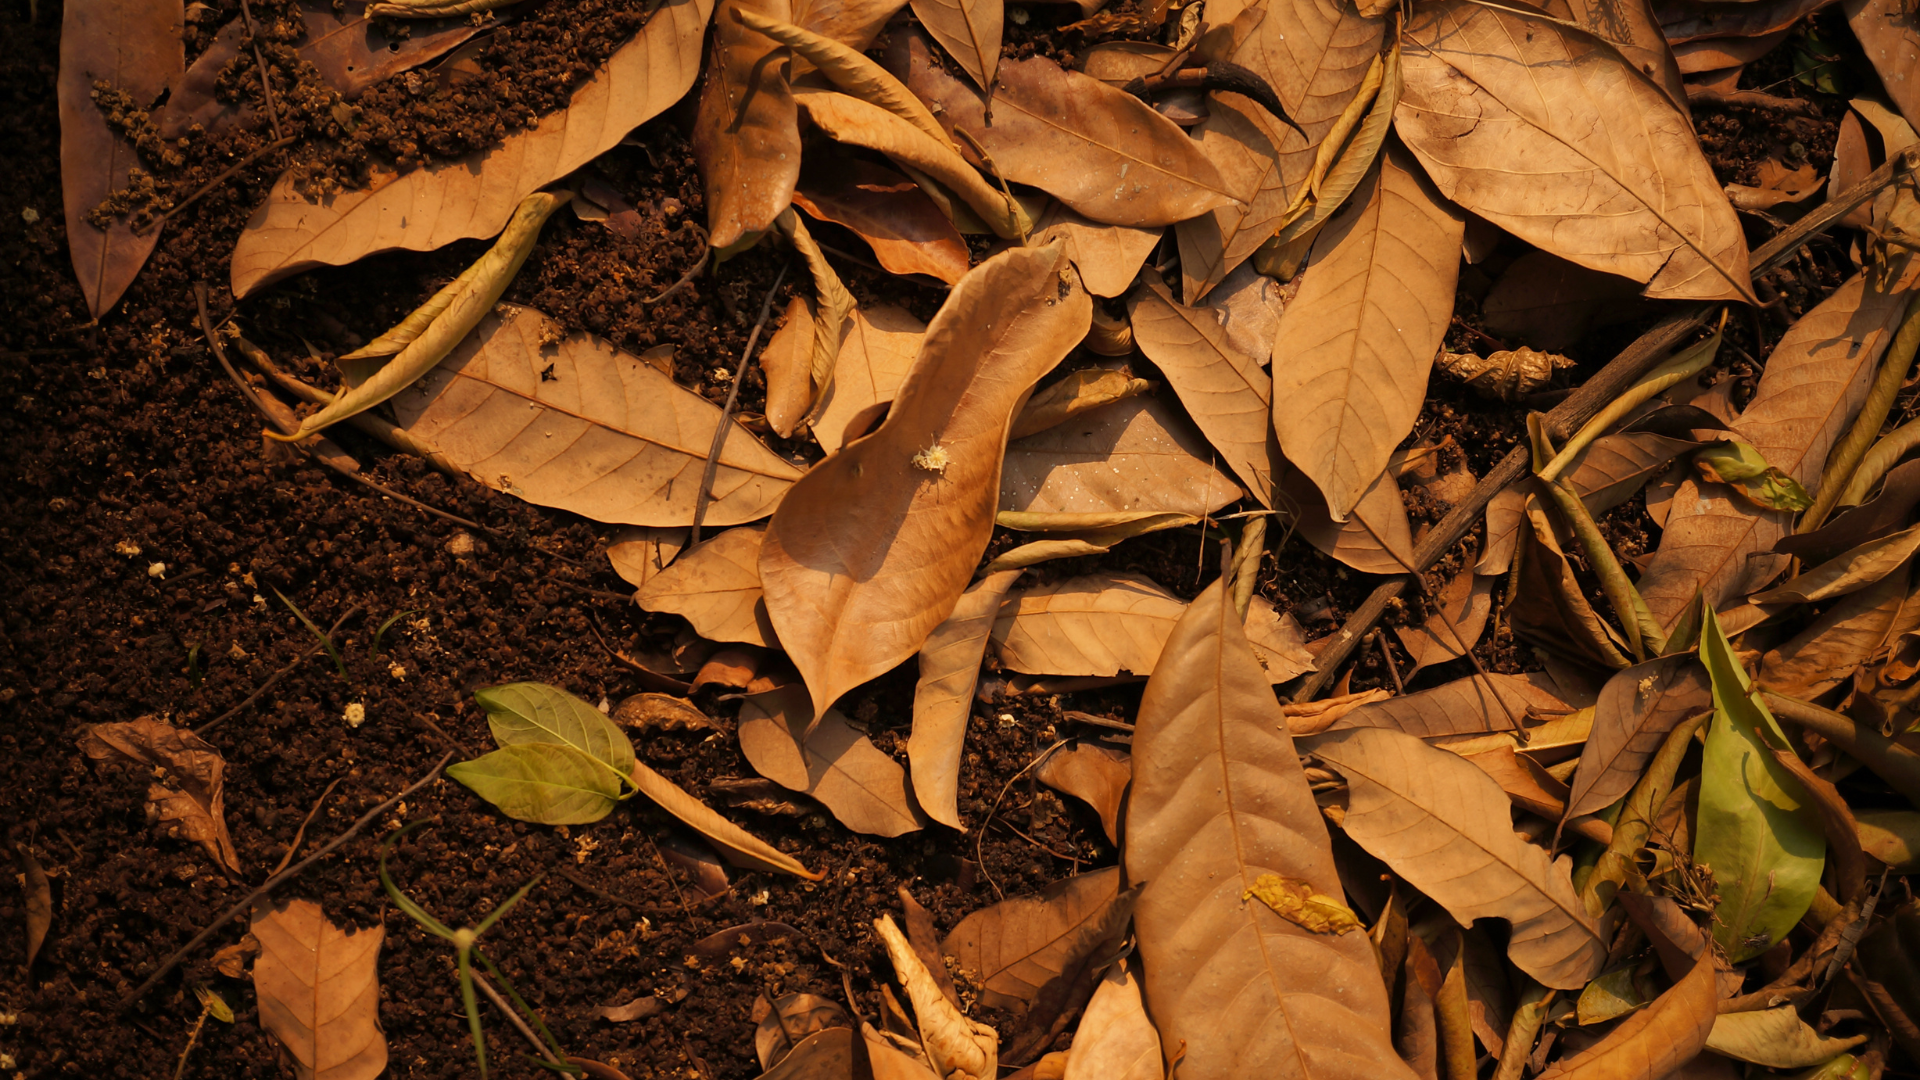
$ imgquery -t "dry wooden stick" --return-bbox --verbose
[690,262,792,546]
[1295,145,1920,701]
[237,0,284,142]
[121,752,454,1009]
[139,136,296,236]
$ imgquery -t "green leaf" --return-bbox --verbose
[1695,603,1826,961]
[1575,966,1647,1026]
[475,683,635,792]
[1694,439,1813,511]
[447,743,622,825]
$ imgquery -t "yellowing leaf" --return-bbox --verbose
[251,900,387,1080]
[448,743,625,825]
[1242,874,1363,935]
[1706,1008,1867,1068]
[1693,440,1813,511]
[474,682,636,789]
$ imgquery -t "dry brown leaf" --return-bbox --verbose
[1535,950,1717,1080]
[1272,146,1464,521]
[630,759,822,878]
[761,244,1090,722]
[877,914,998,1079]
[1395,0,1751,302]
[229,0,711,296]
[251,900,386,1080]
[1010,370,1153,440]
[1752,524,1920,604]
[1177,91,1306,303]
[695,0,800,249]
[1129,280,1279,507]
[1846,0,1920,127]
[789,0,906,48]
[1000,394,1244,518]
[910,568,1024,829]
[1060,962,1161,1080]
[1511,507,1634,669]
[1281,464,1417,575]
[1437,347,1576,405]
[1393,569,1494,677]
[1034,741,1130,845]
[1280,687,1395,736]
[1224,0,1385,208]
[762,298,818,439]
[1029,202,1162,298]
[991,571,1315,684]
[1482,250,1651,352]
[1759,563,1915,699]
[1637,274,1916,627]
[595,994,666,1023]
[908,0,999,91]
[1564,431,1705,516]
[794,159,971,285]
[631,522,774,647]
[78,717,241,874]
[612,692,719,734]
[59,0,182,318]
[1331,672,1570,738]
[809,304,926,454]
[607,526,689,590]
[756,993,850,1070]
[901,35,1235,227]
[391,307,802,527]
[738,689,927,836]
[1477,487,1529,576]
[1463,745,1572,822]
[1304,725,1606,988]
[16,843,51,971]
[1127,577,1408,1080]
[1564,656,1712,821]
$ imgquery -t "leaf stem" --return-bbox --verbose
[1808,291,1920,526]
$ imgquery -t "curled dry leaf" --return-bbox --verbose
[1435,348,1575,404]
[78,717,241,874]
[1534,949,1717,1080]
[1759,562,1916,700]
[1706,1007,1867,1069]
[1304,725,1606,988]
[1127,578,1409,1080]
[1001,395,1244,518]
[629,758,822,879]
[1751,523,1920,605]
[229,0,712,296]
[595,994,666,1023]
[737,688,927,837]
[1243,874,1364,935]
[1060,962,1161,1080]
[1280,463,1417,575]
[760,244,1090,721]
[251,900,387,1080]
[1010,369,1152,440]
[1395,0,1750,302]
[1030,202,1162,299]
[901,36,1235,227]
[1564,656,1713,821]
[1272,146,1464,522]
[910,568,1024,829]
[59,0,183,318]
[1035,741,1130,846]
[757,993,851,1070]
[392,307,802,528]
[635,523,777,647]
[1129,280,1279,506]
[695,0,799,249]
[876,914,998,1080]
[795,159,970,285]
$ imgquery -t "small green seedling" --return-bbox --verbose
[273,588,348,679]
[185,642,203,689]
[172,985,232,1080]
[378,822,577,1079]
[370,609,422,658]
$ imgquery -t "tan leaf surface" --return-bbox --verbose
[1281,464,1417,575]
[59,0,182,318]
[790,0,906,48]
[738,689,927,836]
[1637,274,1916,626]
[942,866,1138,1016]
[1395,0,1751,301]
[1272,146,1464,521]
[1011,370,1153,440]
[1845,0,1920,127]
[1564,431,1705,516]
[1035,741,1131,845]
[629,759,822,878]
[1000,395,1244,518]
[1225,0,1385,194]
[1750,523,1920,604]
[1534,950,1717,1080]
[635,524,776,647]
[1127,578,1408,1080]
[762,298,817,439]
[1564,656,1713,821]
[390,307,801,528]
[812,304,927,454]
[607,525,689,590]
[1177,91,1305,302]
[1129,280,1279,507]
[251,900,386,1080]
[1392,569,1493,676]
[1330,672,1568,738]
[1030,203,1162,298]
[908,0,999,90]
[229,0,712,296]
[793,160,970,286]
[877,914,998,1079]
[991,571,1315,683]
[1061,963,1162,1080]
[694,0,799,252]
[902,36,1235,227]
[1759,564,1915,700]
[1304,725,1606,988]
[78,717,241,874]
[910,568,1024,829]
[760,244,1090,721]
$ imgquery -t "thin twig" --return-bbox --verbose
[139,136,296,235]
[237,0,284,142]
[643,225,710,305]
[121,752,454,1009]
[690,263,792,546]
[556,868,665,916]
[267,776,344,877]
[1061,709,1135,734]
[975,740,1068,902]
[472,969,565,1066]
[196,604,364,736]
[1373,632,1403,694]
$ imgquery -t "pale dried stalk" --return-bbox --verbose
[1579,712,1708,914]
[1537,316,1724,483]
[732,7,956,151]
[874,914,998,1080]
[1803,292,1920,530]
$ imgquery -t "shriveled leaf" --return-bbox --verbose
[901,36,1235,227]
[230,0,712,295]
[1395,0,1750,301]
[1705,1008,1867,1068]
[1011,370,1153,440]
[760,244,1090,721]
[1128,578,1408,1080]
[1059,963,1161,1080]
[794,159,970,285]
[738,688,927,837]
[1304,725,1606,988]
[910,568,1024,829]
[16,843,51,970]
[78,717,241,874]
[982,513,1201,572]
[1030,202,1161,298]
[813,305,927,454]
[1845,0,1920,127]
[908,0,999,91]
[59,0,182,317]
[475,682,636,789]
[448,743,623,825]
[1034,741,1130,845]
[595,995,665,1023]
[1565,656,1713,821]
[1281,464,1417,575]
[1695,606,1825,961]
[1129,280,1279,506]
[391,307,802,527]
[1243,874,1364,935]
[1534,950,1717,1080]
[1333,672,1569,738]
[1751,523,1920,605]
[629,759,822,879]
[251,899,386,1080]
[1001,395,1244,518]
[607,526,688,590]
[877,914,997,1078]
[991,571,1315,683]
[1693,440,1813,512]
[1272,146,1464,521]
[636,524,777,647]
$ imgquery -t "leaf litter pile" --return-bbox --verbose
[10,0,1920,1074]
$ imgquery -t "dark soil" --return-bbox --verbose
[0,0,1859,1075]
